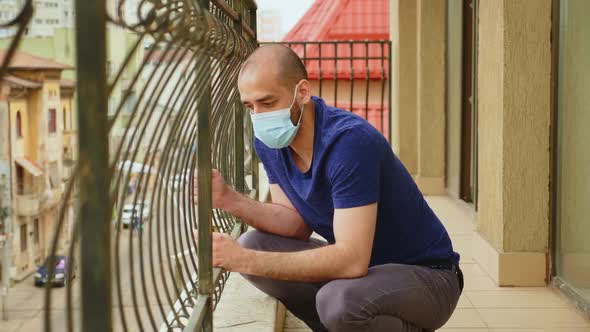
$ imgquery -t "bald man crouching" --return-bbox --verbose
[198,45,463,332]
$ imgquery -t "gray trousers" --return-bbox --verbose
[238,230,462,332]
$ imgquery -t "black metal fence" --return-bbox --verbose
[264,41,392,142]
[1,0,258,331]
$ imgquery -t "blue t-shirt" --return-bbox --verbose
[254,97,459,267]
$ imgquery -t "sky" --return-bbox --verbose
[255,0,316,37]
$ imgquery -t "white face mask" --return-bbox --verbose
[250,84,304,149]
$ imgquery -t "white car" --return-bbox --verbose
[121,202,150,228]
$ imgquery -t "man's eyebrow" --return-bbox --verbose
[255,94,275,103]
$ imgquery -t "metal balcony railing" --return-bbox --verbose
[264,41,392,142]
[1,0,258,331]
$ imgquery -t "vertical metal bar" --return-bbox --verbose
[234,1,245,231]
[75,0,111,331]
[333,42,338,107]
[388,41,393,143]
[318,42,323,97]
[364,41,370,121]
[197,70,213,332]
[234,99,245,231]
[379,41,386,136]
[249,3,259,197]
[349,41,354,112]
[196,2,214,331]
[303,42,307,68]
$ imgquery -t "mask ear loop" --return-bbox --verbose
[292,83,305,127]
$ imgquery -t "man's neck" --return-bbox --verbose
[289,100,316,168]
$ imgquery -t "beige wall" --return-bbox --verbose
[502,0,551,252]
[416,0,446,191]
[396,0,418,175]
[477,0,552,253]
[477,0,505,250]
[390,0,447,195]
[44,80,63,165]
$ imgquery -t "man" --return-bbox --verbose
[196,45,462,332]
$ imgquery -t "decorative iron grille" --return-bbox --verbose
[1,0,258,331]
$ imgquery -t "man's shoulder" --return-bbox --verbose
[321,109,386,150]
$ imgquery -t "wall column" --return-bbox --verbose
[392,0,418,175]
[474,0,552,286]
[415,0,447,195]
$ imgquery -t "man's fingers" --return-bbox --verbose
[192,229,199,249]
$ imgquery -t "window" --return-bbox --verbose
[20,223,27,252]
[48,108,56,133]
[33,219,39,244]
[16,111,22,138]
[16,164,24,195]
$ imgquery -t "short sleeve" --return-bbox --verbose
[327,130,382,209]
[254,139,278,184]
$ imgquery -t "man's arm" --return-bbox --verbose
[195,170,312,240]
[223,184,312,240]
[215,203,377,282]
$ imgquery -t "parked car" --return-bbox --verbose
[121,202,151,228]
[34,255,75,287]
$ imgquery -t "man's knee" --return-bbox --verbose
[316,280,367,331]
[237,230,270,250]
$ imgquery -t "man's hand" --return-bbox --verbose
[193,169,234,210]
[212,232,250,271]
[192,230,249,272]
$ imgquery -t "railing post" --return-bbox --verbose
[234,1,246,231]
[75,0,111,331]
[233,98,245,230]
[246,2,260,200]
[196,1,214,331]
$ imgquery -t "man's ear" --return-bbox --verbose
[297,80,312,104]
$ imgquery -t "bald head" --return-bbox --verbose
[239,45,308,89]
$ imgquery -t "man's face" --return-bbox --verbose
[238,65,295,115]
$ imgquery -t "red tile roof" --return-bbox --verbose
[282,0,389,80]
[0,49,72,70]
[284,0,389,41]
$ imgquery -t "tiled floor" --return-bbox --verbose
[284,196,590,332]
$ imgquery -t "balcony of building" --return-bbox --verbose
[1,0,589,331]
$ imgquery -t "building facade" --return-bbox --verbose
[257,9,283,42]
[389,0,589,315]
[0,0,74,38]
[0,50,76,280]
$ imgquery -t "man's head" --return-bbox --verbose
[238,45,311,115]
